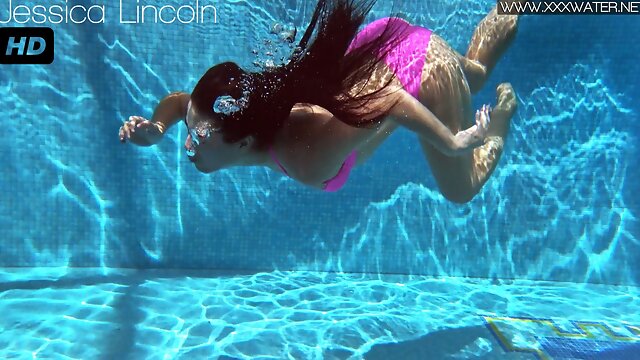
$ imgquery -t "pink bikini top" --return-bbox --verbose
[269,148,358,192]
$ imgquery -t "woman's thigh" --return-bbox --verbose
[418,35,477,201]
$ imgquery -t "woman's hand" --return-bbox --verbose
[119,116,164,146]
[454,104,491,153]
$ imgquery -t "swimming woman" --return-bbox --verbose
[119,0,518,203]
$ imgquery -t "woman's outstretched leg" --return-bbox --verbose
[460,4,519,94]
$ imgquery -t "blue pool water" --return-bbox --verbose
[1,0,639,358]
[1,269,639,359]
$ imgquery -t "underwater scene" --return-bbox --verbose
[0,0,638,358]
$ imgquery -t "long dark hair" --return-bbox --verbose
[190,0,410,150]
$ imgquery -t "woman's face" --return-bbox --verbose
[184,102,241,173]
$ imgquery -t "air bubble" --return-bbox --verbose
[213,95,244,116]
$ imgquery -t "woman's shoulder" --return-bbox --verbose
[289,103,334,124]
[291,103,331,115]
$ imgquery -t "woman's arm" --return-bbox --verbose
[150,92,191,134]
[387,90,489,156]
[120,92,190,146]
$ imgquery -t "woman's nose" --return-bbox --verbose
[185,134,193,150]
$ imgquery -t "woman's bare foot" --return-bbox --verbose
[487,82,516,139]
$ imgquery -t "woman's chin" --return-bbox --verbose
[193,161,217,173]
